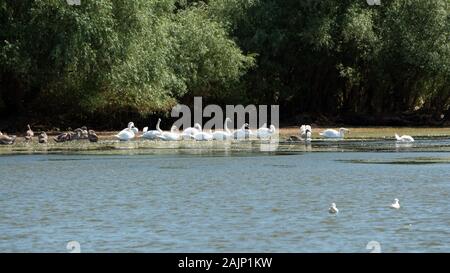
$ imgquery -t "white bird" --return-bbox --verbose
[193,129,214,141]
[320,128,350,139]
[157,125,181,141]
[183,123,202,137]
[212,118,233,140]
[329,203,339,214]
[142,118,163,140]
[300,125,312,142]
[115,122,136,141]
[257,124,276,139]
[395,134,414,142]
[390,198,400,209]
[233,123,252,140]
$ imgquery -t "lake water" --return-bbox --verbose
[1,139,450,252]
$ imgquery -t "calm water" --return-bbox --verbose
[1,140,450,252]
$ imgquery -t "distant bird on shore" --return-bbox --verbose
[54,132,75,143]
[38,132,48,143]
[25,124,34,141]
[0,131,16,145]
[257,124,277,139]
[142,118,163,140]
[329,203,339,214]
[115,122,137,141]
[395,134,414,142]
[390,198,400,209]
[300,125,312,142]
[88,130,98,142]
[320,128,350,139]
[74,126,89,139]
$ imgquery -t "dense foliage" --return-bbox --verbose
[1,0,449,127]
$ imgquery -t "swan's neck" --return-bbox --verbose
[224,119,231,133]
[156,119,162,132]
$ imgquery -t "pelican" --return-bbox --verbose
[0,131,16,145]
[395,134,414,142]
[300,125,312,142]
[212,118,233,140]
[38,132,48,144]
[142,118,163,140]
[329,203,339,214]
[157,125,181,141]
[88,130,98,142]
[233,123,251,140]
[115,122,136,141]
[257,124,276,139]
[320,128,350,139]
[25,124,34,141]
[390,198,400,209]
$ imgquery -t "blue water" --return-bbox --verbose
[1,149,450,252]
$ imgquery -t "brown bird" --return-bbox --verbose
[38,132,48,144]
[88,130,99,142]
[25,124,34,141]
[0,131,16,145]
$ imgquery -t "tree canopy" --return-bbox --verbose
[1,0,449,127]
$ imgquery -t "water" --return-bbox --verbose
[1,140,450,252]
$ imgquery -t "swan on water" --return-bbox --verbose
[142,118,163,140]
[329,203,339,214]
[395,134,414,142]
[257,124,276,139]
[233,123,251,140]
[300,125,312,142]
[390,198,400,209]
[212,118,233,140]
[320,128,350,139]
[157,125,181,141]
[115,122,136,141]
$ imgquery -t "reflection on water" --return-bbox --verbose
[1,139,450,252]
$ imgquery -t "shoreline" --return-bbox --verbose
[2,127,450,141]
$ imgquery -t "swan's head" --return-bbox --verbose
[171,125,178,132]
[331,203,336,207]
[394,198,399,202]
[27,124,31,130]
[194,123,202,130]
[127,122,135,129]
[225,117,231,122]
[243,123,249,129]
[339,128,350,132]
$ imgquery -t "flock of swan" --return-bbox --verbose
[0,120,416,145]
[329,198,400,215]
[114,118,277,141]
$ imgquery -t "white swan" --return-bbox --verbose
[183,123,202,136]
[390,198,400,209]
[142,118,163,140]
[115,122,136,141]
[395,134,414,142]
[193,129,214,141]
[233,123,251,140]
[329,203,339,214]
[212,118,233,140]
[320,128,349,139]
[157,125,181,141]
[300,125,312,142]
[257,124,276,139]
